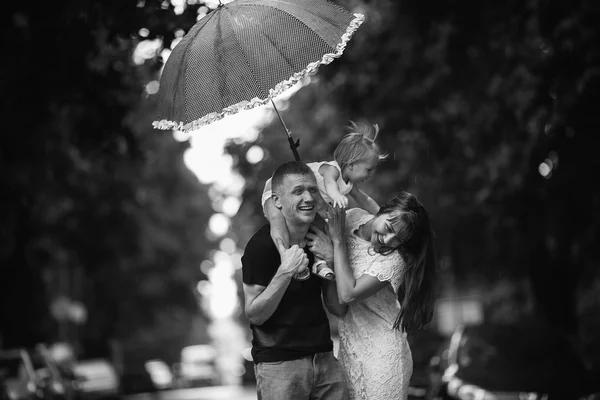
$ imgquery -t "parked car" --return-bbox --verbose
[120,365,154,396]
[143,360,173,391]
[1,377,9,400]
[72,359,120,400]
[0,349,43,400]
[179,345,220,387]
[120,359,172,395]
[407,329,445,399]
[29,344,78,400]
[429,321,594,400]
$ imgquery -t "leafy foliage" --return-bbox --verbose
[0,0,213,360]
[226,0,600,337]
[1,0,598,366]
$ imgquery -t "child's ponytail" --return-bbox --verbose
[347,120,380,143]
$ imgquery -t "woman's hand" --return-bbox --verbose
[325,206,346,244]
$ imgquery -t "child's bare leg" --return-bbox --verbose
[264,198,290,249]
[311,206,335,280]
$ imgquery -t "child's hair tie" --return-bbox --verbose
[371,124,380,142]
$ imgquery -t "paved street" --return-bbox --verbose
[126,385,257,400]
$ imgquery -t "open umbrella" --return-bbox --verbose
[152,0,364,161]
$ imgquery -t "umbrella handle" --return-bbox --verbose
[271,99,301,161]
[287,137,301,162]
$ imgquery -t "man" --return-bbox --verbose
[242,161,347,400]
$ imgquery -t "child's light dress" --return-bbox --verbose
[306,160,353,207]
[338,208,413,400]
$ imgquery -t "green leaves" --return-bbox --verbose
[0,1,213,358]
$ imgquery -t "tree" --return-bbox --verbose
[225,0,600,340]
[1,0,216,362]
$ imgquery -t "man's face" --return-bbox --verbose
[273,173,319,226]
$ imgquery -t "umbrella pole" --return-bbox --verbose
[270,99,301,161]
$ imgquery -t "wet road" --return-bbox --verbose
[125,385,257,400]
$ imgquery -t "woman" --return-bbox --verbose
[307,191,437,400]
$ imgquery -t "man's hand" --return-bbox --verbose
[306,225,334,265]
[275,238,309,277]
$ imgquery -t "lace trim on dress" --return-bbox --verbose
[361,259,402,294]
[339,332,369,399]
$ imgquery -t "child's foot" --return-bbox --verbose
[312,260,335,280]
[317,267,335,280]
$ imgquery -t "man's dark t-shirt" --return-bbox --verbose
[241,224,333,364]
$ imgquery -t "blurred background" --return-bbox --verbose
[1,0,599,400]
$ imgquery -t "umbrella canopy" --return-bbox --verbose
[153,0,364,135]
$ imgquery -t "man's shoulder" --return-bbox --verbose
[241,225,280,284]
[243,225,275,255]
[246,224,271,242]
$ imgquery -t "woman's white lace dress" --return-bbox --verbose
[338,208,413,400]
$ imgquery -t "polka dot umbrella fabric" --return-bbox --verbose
[153,0,364,133]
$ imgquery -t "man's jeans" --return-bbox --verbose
[254,351,347,400]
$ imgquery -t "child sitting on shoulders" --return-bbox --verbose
[262,121,388,279]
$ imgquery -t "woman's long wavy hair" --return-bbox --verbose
[373,191,437,333]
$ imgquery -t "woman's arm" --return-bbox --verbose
[327,208,388,304]
[321,279,348,316]
[348,185,380,215]
[306,225,347,316]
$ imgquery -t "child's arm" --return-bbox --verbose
[319,164,349,208]
[348,185,380,215]
[262,178,290,249]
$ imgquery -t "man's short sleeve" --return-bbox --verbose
[242,230,280,287]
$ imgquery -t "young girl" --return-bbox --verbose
[262,121,387,279]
